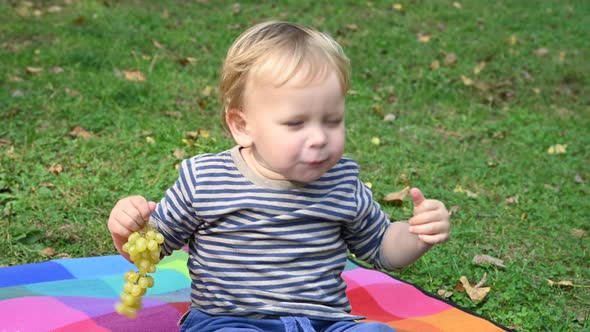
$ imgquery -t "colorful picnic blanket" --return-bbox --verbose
[0,250,509,331]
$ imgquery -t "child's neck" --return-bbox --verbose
[239,146,284,182]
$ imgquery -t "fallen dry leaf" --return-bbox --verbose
[507,34,517,45]
[68,126,92,139]
[473,62,486,75]
[51,66,64,74]
[173,148,186,160]
[384,113,396,122]
[16,4,32,17]
[453,2,462,9]
[431,60,440,70]
[73,15,86,24]
[437,289,453,298]
[534,47,549,56]
[543,183,561,192]
[123,69,146,82]
[570,229,587,238]
[386,88,396,103]
[232,3,241,14]
[417,32,432,43]
[444,53,457,65]
[346,24,359,32]
[48,163,63,175]
[475,272,488,288]
[202,86,213,97]
[461,75,474,86]
[140,130,154,137]
[186,129,210,140]
[145,136,155,144]
[372,104,383,115]
[40,247,56,257]
[178,57,198,66]
[473,254,506,268]
[547,144,567,154]
[164,111,182,119]
[65,87,81,97]
[47,5,62,13]
[383,186,410,206]
[56,253,72,259]
[547,279,573,288]
[453,185,478,198]
[449,205,459,216]
[186,131,200,139]
[39,182,56,188]
[200,130,210,138]
[392,3,402,11]
[454,281,465,292]
[5,146,15,158]
[153,39,164,49]
[460,275,491,302]
[26,66,44,74]
[505,195,519,204]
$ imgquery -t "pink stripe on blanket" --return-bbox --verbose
[344,268,452,319]
[0,296,91,331]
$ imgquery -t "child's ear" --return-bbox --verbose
[225,108,253,147]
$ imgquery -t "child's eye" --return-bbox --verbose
[283,121,303,127]
[326,118,343,125]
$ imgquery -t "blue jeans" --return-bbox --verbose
[179,309,396,332]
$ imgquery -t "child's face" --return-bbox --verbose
[241,69,346,183]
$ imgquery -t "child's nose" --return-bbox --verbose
[309,126,328,148]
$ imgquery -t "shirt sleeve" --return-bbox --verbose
[342,178,392,270]
[149,158,202,256]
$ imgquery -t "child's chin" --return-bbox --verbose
[293,172,324,184]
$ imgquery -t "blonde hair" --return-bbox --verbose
[220,21,350,131]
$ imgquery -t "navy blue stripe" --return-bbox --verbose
[188,247,346,265]
[196,255,346,274]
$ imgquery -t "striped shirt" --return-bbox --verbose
[149,146,391,321]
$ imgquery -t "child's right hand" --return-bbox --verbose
[107,195,156,260]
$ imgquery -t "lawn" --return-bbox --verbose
[1,1,588,330]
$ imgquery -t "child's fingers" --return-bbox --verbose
[128,195,153,221]
[107,215,135,239]
[108,196,150,235]
[409,209,448,226]
[413,199,445,214]
[120,209,146,231]
[409,220,449,236]
[418,233,450,244]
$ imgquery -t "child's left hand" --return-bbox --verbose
[408,188,451,246]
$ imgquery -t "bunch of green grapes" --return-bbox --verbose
[115,225,165,319]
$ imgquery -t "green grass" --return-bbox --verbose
[1,1,588,330]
